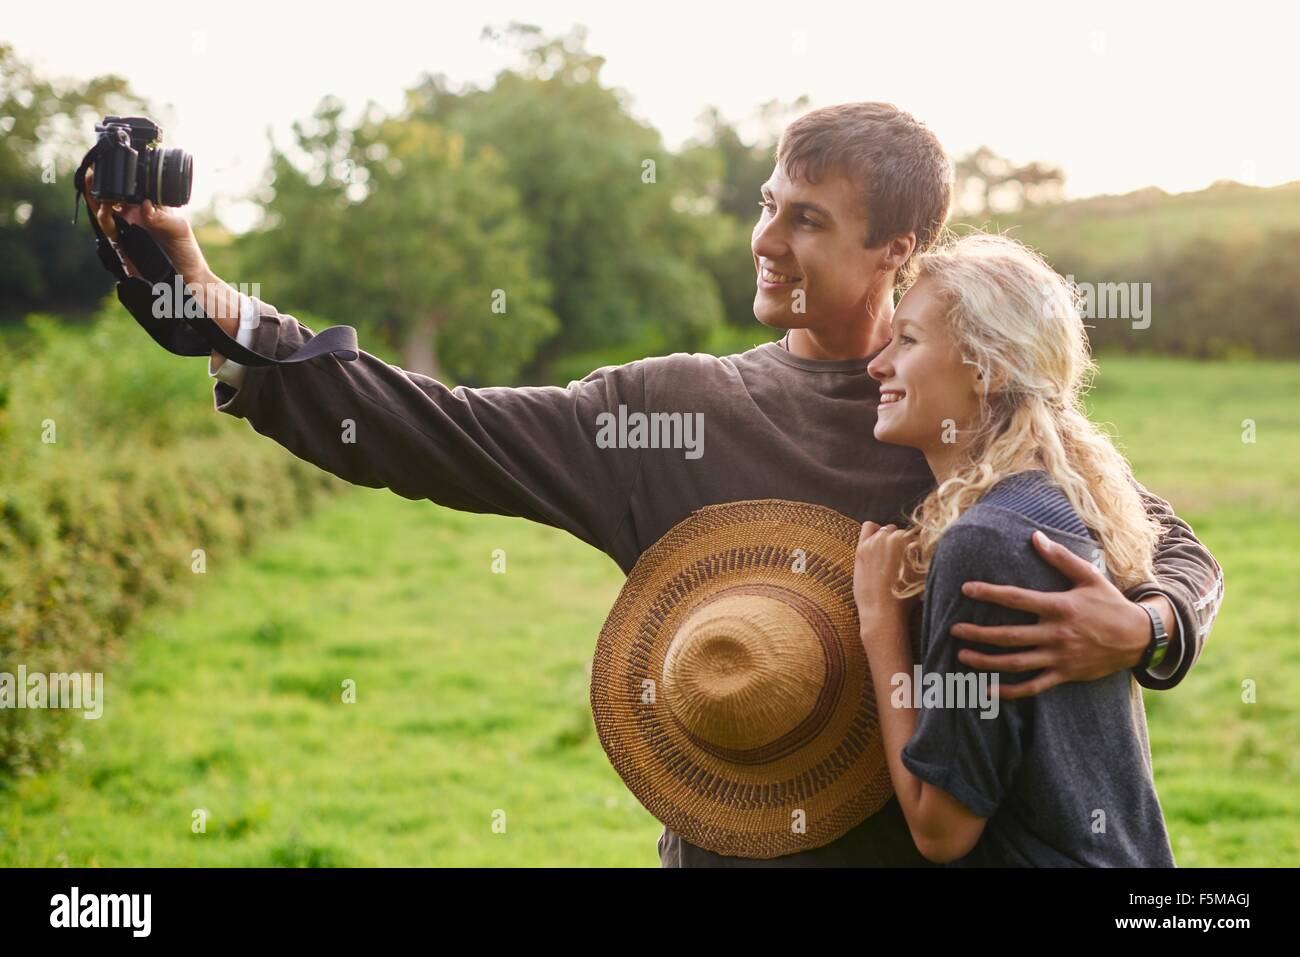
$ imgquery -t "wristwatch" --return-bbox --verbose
[1137,602,1169,671]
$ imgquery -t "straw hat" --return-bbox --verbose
[590,499,895,859]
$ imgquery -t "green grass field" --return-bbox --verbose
[1,356,1296,866]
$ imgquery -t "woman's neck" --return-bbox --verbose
[923,442,965,485]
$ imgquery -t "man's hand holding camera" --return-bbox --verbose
[82,166,241,337]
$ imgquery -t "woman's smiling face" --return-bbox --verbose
[866,274,984,459]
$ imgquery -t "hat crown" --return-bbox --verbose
[663,586,842,758]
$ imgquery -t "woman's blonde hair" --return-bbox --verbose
[893,231,1162,598]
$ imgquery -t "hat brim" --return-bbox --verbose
[591,499,895,860]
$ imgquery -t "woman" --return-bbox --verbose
[853,231,1176,866]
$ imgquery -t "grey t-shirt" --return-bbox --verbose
[901,470,1176,867]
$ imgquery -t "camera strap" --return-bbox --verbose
[72,154,359,368]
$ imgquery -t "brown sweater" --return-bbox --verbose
[213,298,1224,867]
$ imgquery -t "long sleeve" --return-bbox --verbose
[207,293,260,386]
[211,298,647,563]
[1125,481,1225,691]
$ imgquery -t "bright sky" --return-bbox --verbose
[9,0,1298,232]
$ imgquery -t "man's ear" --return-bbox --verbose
[882,233,917,272]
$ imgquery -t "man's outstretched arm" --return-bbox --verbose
[77,186,646,565]
[205,279,647,567]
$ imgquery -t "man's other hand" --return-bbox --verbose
[947,529,1158,699]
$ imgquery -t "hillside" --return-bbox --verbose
[958,179,1300,268]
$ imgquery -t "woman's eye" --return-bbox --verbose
[899,334,916,345]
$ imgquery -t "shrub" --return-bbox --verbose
[0,300,347,777]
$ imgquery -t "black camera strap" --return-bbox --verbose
[72,152,359,368]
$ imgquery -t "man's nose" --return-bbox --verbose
[752,216,787,255]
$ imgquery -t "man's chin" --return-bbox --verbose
[753,308,802,332]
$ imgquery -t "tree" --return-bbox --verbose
[952,145,1065,218]
[235,97,556,383]
[0,43,149,320]
[401,23,725,374]
[676,101,814,329]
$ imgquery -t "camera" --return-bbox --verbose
[72,112,359,368]
[88,115,193,207]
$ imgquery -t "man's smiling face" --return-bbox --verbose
[751,162,895,336]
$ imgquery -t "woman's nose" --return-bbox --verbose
[867,352,889,380]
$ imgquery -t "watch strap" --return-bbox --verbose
[1138,602,1169,671]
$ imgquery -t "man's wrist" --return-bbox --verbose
[1134,596,1173,670]
[188,269,241,336]
[210,292,259,385]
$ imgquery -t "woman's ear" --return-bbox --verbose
[965,360,990,396]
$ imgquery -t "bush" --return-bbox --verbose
[1032,229,1300,360]
[0,299,348,777]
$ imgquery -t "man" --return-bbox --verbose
[85,102,1223,867]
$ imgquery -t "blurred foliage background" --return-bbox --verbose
[8,25,1295,381]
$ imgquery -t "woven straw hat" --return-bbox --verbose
[590,499,895,859]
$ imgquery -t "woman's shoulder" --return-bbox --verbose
[931,471,1098,582]
[961,469,1092,540]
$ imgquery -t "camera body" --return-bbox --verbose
[90,116,193,207]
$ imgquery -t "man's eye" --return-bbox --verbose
[756,200,818,226]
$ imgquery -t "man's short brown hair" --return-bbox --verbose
[776,102,952,286]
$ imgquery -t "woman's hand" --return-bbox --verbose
[83,167,211,282]
[853,522,914,637]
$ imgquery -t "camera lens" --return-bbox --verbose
[154,147,193,207]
